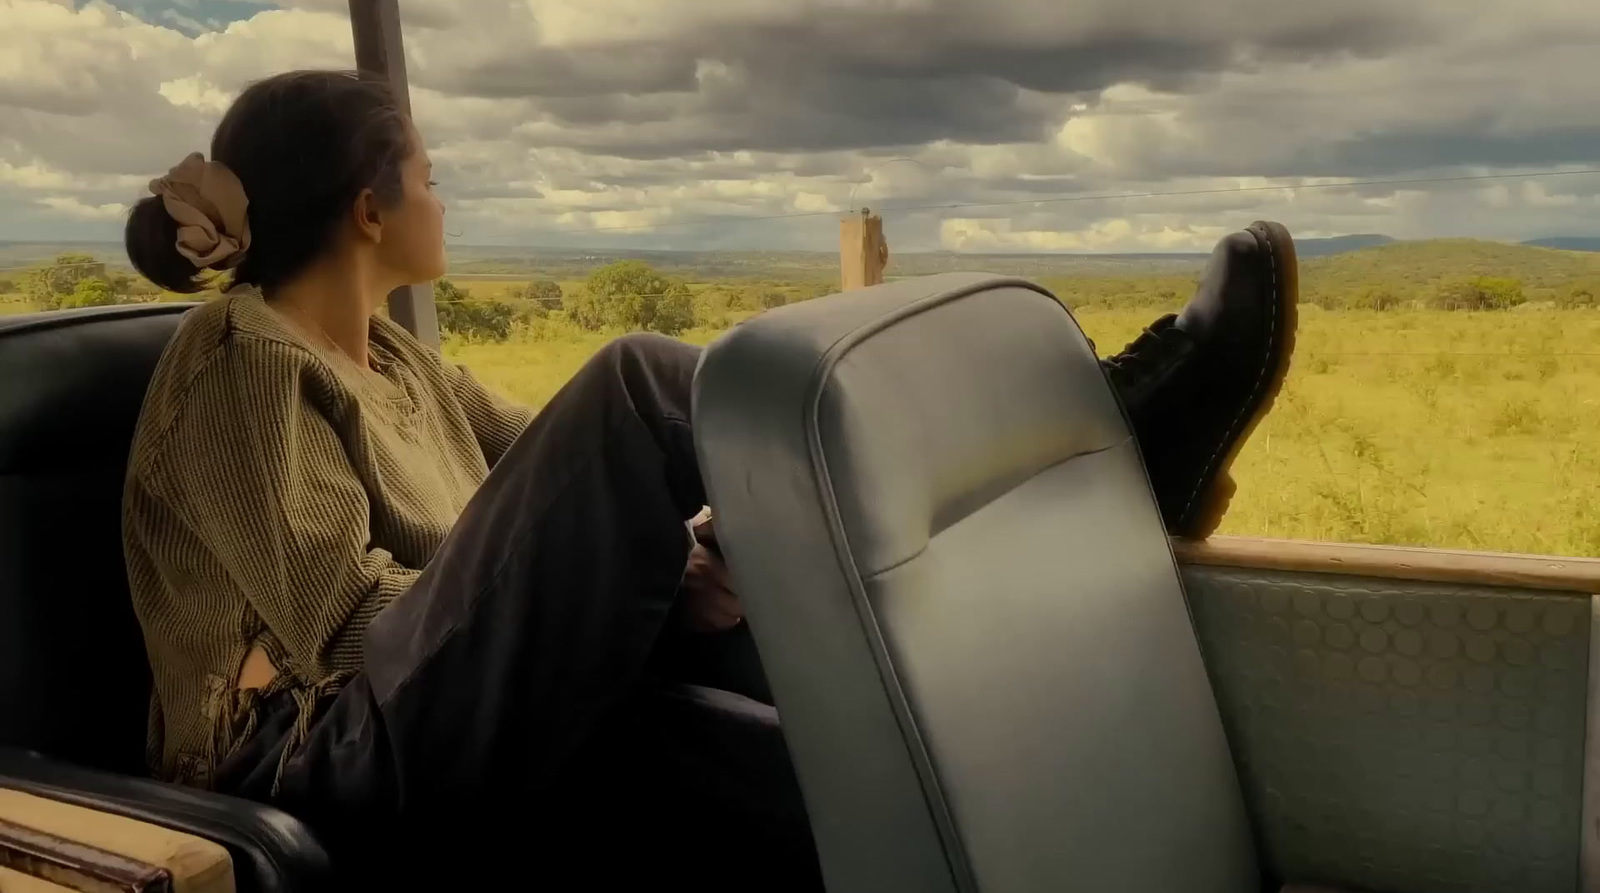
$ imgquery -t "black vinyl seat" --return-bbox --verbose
[692,273,1262,892]
[0,303,330,892]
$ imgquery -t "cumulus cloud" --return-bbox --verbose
[35,194,129,220]
[0,0,1598,250]
[942,217,1234,253]
[157,74,234,113]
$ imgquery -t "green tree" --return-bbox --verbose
[48,252,101,293]
[691,286,735,329]
[1430,276,1526,311]
[21,253,104,308]
[60,276,117,308]
[522,279,563,310]
[0,279,14,296]
[434,278,517,342]
[569,260,695,335]
[20,268,52,304]
[1558,285,1596,309]
[1478,276,1526,309]
[757,290,787,310]
[434,278,469,306]
[120,274,161,301]
[1353,287,1399,311]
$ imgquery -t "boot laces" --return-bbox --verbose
[1103,315,1190,385]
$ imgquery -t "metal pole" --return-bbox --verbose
[349,0,441,348]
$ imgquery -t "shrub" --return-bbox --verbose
[523,279,563,311]
[434,278,517,342]
[1352,287,1400,311]
[59,276,117,308]
[1557,286,1596,309]
[568,260,695,335]
[1429,276,1525,311]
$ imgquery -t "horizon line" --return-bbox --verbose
[2,233,1598,259]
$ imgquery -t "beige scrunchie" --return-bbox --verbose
[148,152,252,270]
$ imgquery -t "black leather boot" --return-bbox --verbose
[1098,220,1300,539]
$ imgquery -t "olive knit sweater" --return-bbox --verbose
[122,289,533,787]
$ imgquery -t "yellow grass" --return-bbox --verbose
[1076,306,1599,557]
[443,323,729,409]
[445,306,1600,559]
[0,299,42,316]
[8,271,1591,558]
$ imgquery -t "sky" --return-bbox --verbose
[1,0,1598,253]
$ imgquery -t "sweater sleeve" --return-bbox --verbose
[441,360,535,468]
[144,340,420,680]
[369,313,533,467]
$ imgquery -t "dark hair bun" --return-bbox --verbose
[124,70,411,297]
[125,195,206,294]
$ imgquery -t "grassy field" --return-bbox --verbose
[444,302,1600,559]
[5,239,1596,558]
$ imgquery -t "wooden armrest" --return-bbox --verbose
[0,865,80,891]
[0,788,232,893]
[1172,535,1600,595]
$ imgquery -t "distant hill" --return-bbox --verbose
[1523,237,1600,252]
[1305,238,1600,283]
[1294,234,1396,256]
[1296,238,1600,307]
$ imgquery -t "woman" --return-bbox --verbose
[123,70,1296,888]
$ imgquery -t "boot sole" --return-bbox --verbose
[1175,220,1300,539]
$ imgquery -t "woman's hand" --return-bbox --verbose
[678,517,743,633]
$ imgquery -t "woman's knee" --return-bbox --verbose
[581,333,701,406]
[598,332,700,368]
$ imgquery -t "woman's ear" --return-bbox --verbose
[351,187,383,244]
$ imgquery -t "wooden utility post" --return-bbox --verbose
[349,0,441,348]
[840,208,888,291]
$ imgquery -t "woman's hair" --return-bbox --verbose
[126,70,413,294]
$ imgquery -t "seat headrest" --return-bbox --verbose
[692,274,1258,893]
[0,304,194,472]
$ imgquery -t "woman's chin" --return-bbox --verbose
[404,267,447,288]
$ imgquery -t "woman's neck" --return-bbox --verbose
[269,259,390,370]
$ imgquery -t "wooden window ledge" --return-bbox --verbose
[1171,535,1600,596]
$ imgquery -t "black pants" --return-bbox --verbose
[216,334,822,891]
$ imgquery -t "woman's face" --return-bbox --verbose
[375,126,447,286]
